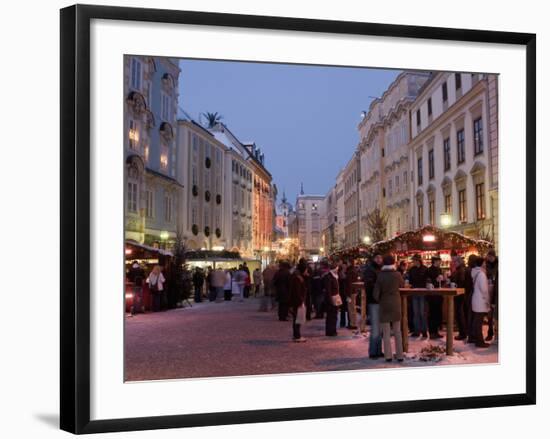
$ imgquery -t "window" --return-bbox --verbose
[161,92,171,122]
[442,81,448,102]
[192,166,197,186]
[127,182,138,212]
[164,194,172,222]
[403,171,408,189]
[457,128,465,164]
[204,210,209,228]
[443,137,451,171]
[417,204,424,227]
[458,189,467,222]
[476,182,486,220]
[455,73,462,90]
[388,179,393,198]
[145,190,154,218]
[191,206,198,226]
[395,175,400,193]
[144,144,150,164]
[130,58,142,90]
[427,98,432,117]
[428,149,435,179]
[444,194,452,214]
[429,200,435,225]
[473,117,484,155]
[160,144,169,171]
[416,109,421,127]
[417,157,423,185]
[192,134,199,155]
[128,119,139,150]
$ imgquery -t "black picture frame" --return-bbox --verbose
[60,4,536,434]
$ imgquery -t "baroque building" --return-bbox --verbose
[124,56,181,247]
[409,72,497,241]
[358,71,431,240]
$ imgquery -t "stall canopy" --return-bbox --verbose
[369,225,493,255]
[125,240,173,259]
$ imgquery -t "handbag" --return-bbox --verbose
[295,304,306,325]
[331,294,343,307]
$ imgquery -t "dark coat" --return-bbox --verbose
[373,268,404,323]
[192,271,204,287]
[426,265,443,286]
[362,262,380,304]
[322,272,340,303]
[289,271,307,310]
[272,268,291,303]
[408,264,428,288]
[451,264,466,288]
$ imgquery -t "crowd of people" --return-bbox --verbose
[126,248,498,362]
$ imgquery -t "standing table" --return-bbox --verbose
[399,288,465,355]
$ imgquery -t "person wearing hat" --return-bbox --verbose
[323,261,341,336]
[408,254,428,338]
[426,255,444,339]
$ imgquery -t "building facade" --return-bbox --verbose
[358,72,431,241]
[409,72,497,240]
[342,152,361,247]
[124,56,181,247]
[295,188,325,259]
[176,118,226,250]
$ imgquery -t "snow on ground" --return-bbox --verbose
[124,297,497,381]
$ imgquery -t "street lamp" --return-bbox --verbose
[440,212,452,228]
[363,236,372,244]
[160,230,169,249]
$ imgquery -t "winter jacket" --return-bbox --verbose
[408,264,428,288]
[471,267,490,313]
[289,271,307,310]
[253,270,262,285]
[426,265,443,287]
[373,266,404,323]
[345,265,360,297]
[322,271,340,304]
[210,269,226,288]
[272,268,291,303]
[363,262,381,304]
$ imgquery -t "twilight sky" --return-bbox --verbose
[178,59,400,203]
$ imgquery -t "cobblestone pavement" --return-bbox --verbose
[124,297,498,381]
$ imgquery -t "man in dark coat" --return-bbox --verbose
[485,249,498,341]
[451,257,468,340]
[408,254,428,338]
[128,261,145,315]
[289,261,308,341]
[323,261,341,336]
[426,255,444,339]
[192,268,204,303]
[311,264,326,319]
[272,261,292,321]
[363,253,383,357]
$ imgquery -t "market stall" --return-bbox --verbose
[183,249,261,272]
[125,240,173,312]
[369,225,493,272]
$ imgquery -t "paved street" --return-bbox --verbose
[125,297,498,381]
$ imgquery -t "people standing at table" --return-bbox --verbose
[273,261,292,321]
[363,253,383,358]
[345,261,359,330]
[408,254,428,338]
[252,267,262,297]
[192,268,204,303]
[323,261,341,337]
[470,256,491,348]
[426,255,444,339]
[451,257,468,340]
[485,249,498,341]
[373,255,404,362]
[146,265,165,312]
[289,260,308,342]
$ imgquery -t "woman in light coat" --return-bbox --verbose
[147,265,165,312]
[470,256,491,347]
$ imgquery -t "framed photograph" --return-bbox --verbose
[60,4,536,434]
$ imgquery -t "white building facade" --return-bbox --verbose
[409,72,497,241]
